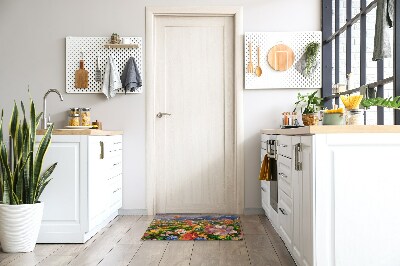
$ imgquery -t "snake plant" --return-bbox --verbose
[0,99,57,205]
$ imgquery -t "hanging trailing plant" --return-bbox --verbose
[361,96,400,109]
[305,42,320,77]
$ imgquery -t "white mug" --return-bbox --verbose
[121,38,130,45]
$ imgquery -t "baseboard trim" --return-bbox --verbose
[119,208,263,215]
[118,209,148,215]
[243,208,264,215]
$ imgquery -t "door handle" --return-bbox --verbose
[156,112,172,118]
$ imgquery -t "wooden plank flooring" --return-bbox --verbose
[0,215,295,266]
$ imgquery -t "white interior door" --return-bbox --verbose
[154,15,235,213]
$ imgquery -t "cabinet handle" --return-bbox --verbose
[294,143,302,171]
[279,207,287,215]
[278,172,287,179]
[277,144,287,147]
[261,187,266,192]
[100,141,104,159]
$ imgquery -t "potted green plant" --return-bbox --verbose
[294,90,323,126]
[304,42,320,77]
[0,99,57,253]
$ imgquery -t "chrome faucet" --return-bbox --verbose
[42,89,64,129]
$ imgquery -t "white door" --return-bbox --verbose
[154,16,235,213]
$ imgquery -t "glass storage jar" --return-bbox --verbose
[68,114,80,126]
[69,107,80,116]
[80,108,91,126]
[346,109,364,125]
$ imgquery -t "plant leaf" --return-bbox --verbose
[32,123,54,202]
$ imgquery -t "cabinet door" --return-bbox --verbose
[291,136,303,265]
[88,137,108,230]
[291,136,314,266]
[300,136,313,266]
[261,180,270,216]
[36,135,86,243]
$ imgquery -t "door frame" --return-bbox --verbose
[145,6,244,215]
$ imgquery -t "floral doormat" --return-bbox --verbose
[141,215,243,241]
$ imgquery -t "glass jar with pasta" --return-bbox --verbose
[68,114,80,127]
[80,108,91,126]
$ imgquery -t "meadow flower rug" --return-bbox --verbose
[141,215,243,241]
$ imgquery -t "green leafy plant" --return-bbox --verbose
[0,99,57,205]
[294,90,323,114]
[361,96,400,109]
[305,42,320,77]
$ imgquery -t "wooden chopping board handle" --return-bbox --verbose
[75,60,89,88]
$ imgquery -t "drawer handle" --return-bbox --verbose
[278,172,287,179]
[278,144,287,147]
[100,141,104,159]
[261,187,266,192]
[279,207,287,215]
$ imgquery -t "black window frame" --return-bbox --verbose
[322,0,400,125]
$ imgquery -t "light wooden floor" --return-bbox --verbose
[0,215,295,266]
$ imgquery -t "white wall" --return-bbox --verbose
[0,0,321,212]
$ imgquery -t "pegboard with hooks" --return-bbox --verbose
[66,36,143,94]
[244,31,322,89]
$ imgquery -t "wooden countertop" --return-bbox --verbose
[260,125,400,135]
[36,129,123,136]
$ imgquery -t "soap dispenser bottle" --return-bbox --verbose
[346,72,354,91]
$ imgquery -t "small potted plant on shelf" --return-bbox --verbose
[0,99,57,253]
[293,90,323,126]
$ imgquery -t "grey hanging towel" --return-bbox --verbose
[373,0,394,61]
[120,57,142,93]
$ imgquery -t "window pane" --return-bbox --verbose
[365,7,378,124]
[352,20,361,88]
[366,7,377,85]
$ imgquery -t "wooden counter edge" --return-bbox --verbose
[36,129,124,136]
[260,125,400,135]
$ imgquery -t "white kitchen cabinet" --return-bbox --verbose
[36,133,123,243]
[291,136,313,266]
[261,128,400,266]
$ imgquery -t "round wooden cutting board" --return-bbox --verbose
[267,44,295,71]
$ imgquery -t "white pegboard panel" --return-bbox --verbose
[66,36,143,94]
[244,31,322,89]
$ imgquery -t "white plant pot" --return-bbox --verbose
[0,202,44,253]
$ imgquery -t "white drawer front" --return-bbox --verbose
[277,135,292,159]
[278,155,292,198]
[278,189,293,249]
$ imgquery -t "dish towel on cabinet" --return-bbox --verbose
[373,0,394,61]
[259,154,272,181]
[102,55,122,99]
[120,57,142,93]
